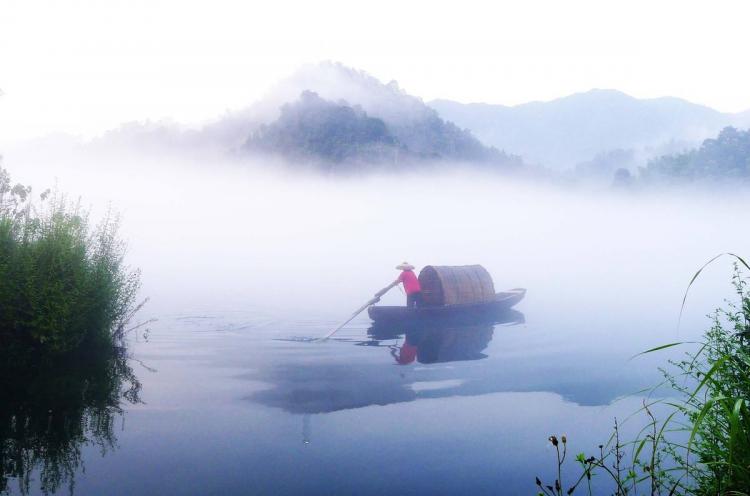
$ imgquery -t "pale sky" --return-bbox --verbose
[1,0,749,144]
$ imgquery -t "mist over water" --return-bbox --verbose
[5,147,749,494]
[3,2,750,490]
[9,148,747,329]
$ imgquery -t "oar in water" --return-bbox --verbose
[319,282,397,340]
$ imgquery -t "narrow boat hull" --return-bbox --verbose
[367,288,526,325]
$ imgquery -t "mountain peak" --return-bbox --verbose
[573,88,633,99]
[525,88,636,109]
[262,61,430,126]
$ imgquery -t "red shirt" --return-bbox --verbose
[398,270,421,295]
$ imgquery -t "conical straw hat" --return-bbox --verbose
[396,262,415,271]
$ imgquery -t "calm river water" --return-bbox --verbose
[1,282,730,495]
[3,162,749,495]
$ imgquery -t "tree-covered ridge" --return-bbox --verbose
[642,126,750,181]
[244,91,403,166]
[244,90,523,169]
[390,111,510,163]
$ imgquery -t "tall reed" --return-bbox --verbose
[0,164,141,357]
[537,256,750,495]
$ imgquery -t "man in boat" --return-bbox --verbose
[376,262,423,307]
[397,262,423,307]
[375,262,422,308]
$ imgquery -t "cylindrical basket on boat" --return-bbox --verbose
[418,265,496,306]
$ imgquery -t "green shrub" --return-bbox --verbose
[668,265,750,494]
[0,164,140,356]
[536,258,750,496]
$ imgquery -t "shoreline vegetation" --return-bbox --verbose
[1,161,145,494]
[0,162,142,362]
[537,256,750,495]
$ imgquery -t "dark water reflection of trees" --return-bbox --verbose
[0,347,141,495]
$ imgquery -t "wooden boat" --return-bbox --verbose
[368,288,526,325]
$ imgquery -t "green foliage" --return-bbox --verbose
[537,261,750,495]
[642,127,750,183]
[665,265,750,493]
[0,162,143,494]
[0,164,141,356]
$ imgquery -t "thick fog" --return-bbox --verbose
[7,148,748,347]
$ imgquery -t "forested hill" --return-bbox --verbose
[243,90,523,170]
[244,91,401,166]
[641,127,750,182]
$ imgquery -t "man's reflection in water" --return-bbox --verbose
[390,335,419,365]
[0,349,141,495]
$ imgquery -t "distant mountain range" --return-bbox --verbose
[90,62,522,170]
[431,90,750,170]
[79,62,750,176]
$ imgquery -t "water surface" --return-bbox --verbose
[3,158,749,494]
[1,293,717,495]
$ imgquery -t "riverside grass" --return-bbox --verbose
[537,257,750,496]
[0,165,141,357]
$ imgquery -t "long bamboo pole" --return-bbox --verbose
[319,281,398,340]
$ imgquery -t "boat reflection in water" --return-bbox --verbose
[249,310,526,417]
[0,349,141,495]
[369,309,525,366]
